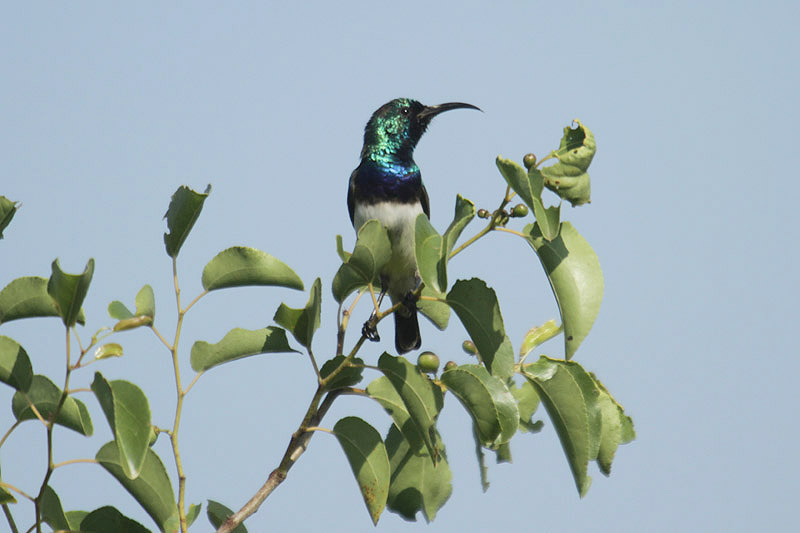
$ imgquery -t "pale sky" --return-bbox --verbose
[1,2,797,531]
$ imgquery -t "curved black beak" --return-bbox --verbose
[417,102,482,122]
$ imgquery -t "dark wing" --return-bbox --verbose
[347,167,358,225]
[420,183,430,218]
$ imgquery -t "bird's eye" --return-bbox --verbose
[401,106,410,115]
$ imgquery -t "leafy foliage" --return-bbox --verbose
[0,120,634,533]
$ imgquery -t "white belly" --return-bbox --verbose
[354,201,424,298]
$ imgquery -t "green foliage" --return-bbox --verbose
[446,279,515,379]
[0,276,86,325]
[333,416,390,525]
[0,120,635,533]
[163,184,211,258]
[273,278,322,348]
[47,258,94,328]
[540,121,595,206]
[525,221,603,359]
[331,219,391,302]
[207,501,247,532]
[0,335,33,391]
[440,364,518,448]
[201,246,304,292]
[12,375,93,435]
[0,195,19,239]
[96,442,176,530]
[92,373,152,479]
[190,327,297,372]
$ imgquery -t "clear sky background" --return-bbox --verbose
[2,2,798,532]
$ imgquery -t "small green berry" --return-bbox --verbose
[444,361,458,371]
[477,208,490,219]
[511,203,529,217]
[417,351,440,373]
[523,153,537,169]
[462,340,478,356]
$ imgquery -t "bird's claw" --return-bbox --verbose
[362,316,380,342]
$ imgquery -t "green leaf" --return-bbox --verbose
[108,301,134,320]
[163,184,211,258]
[41,485,69,531]
[0,196,19,239]
[320,355,364,390]
[443,194,476,256]
[333,417,390,525]
[335,234,351,262]
[525,222,603,359]
[440,365,518,447]
[207,500,247,532]
[134,285,155,318]
[0,276,86,325]
[190,327,297,372]
[523,356,592,497]
[96,442,176,531]
[273,278,321,348]
[414,214,447,294]
[494,441,512,463]
[80,506,151,532]
[540,121,595,206]
[527,167,561,241]
[0,335,33,391]
[367,376,424,449]
[417,285,450,330]
[377,353,443,462]
[114,316,154,332]
[496,156,560,241]
[592,374,635,475]
[47,258,94,327]
[331,220,391,303]
[109,285,155,331]
[519,319,562,357]
[385,424,452,522]
[496,156,535,207]
[0,485,15,504]
[201,246,303,292]
[91,373,151,479]
[186,502,202,528]
[12,375,93,435]
[446,279,514,379]
[510,379,542,433]
[66,510,89,530]
[94,342,124,360]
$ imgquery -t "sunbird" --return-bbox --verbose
[347,98,480,353]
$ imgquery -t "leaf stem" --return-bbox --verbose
[0,481,34,501]
[169,257,189,533]
[494,227,528,238]
[2,503,19,533]
[52,458,98,469]
[449,187,515,260]
[183,371,204,396]
[336,291,364,356]
[0,420,21,449]
[33,327,74,532]
[150,325,173,351]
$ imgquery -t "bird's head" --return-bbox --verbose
[361,98,480,162]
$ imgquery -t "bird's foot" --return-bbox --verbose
[362,314,380,342]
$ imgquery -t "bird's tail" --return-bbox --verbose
[394,308,421,354]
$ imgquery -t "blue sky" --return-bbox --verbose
[1,2,798,531]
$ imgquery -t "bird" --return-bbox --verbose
[347,98,480,354]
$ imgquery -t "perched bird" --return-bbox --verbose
[347,98,480,354]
